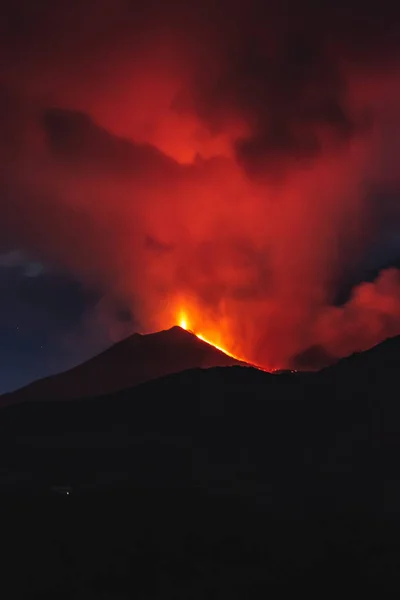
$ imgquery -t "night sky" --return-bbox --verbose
[2,0,400,391]
[0,250,136,392]
[0,254,85,391]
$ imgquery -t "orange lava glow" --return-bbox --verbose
[4,2,400,375]
[177,307,261,367]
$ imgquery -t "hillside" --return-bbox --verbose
[320,333,400,383]
[0,362,384,505]
[2,330,399,496]
[1,336,400,596]
[0,325,248,406]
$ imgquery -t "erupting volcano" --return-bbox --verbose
[176,308,247,363]
[3,0,400,388]
[1,323,254,405]
[174,304,273,372]
[2,3,400,595]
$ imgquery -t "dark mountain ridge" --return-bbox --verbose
[320,333,400,382]
[1,332,400,596]
[1,325,248,406]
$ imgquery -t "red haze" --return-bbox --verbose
[1,0,400,368]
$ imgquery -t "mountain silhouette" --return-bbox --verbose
[1,326,248,406]
[0,352,386,504]
[1,333,400,595]
[1,331,399,499]
[320,333,400,383]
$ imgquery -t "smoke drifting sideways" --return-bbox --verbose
[2,0,400,369]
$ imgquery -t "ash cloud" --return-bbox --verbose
[1,1,400,368]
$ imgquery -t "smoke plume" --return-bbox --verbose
[2,0,400,368]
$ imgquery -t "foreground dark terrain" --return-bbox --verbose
[1,331,400,597]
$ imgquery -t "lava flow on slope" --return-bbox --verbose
[176,307,268,371]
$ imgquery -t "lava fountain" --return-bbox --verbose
[176,307,267,369]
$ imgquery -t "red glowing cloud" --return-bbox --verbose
[1,0,400,367]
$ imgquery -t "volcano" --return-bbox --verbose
[1,325,250,406]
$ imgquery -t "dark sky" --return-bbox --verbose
[3,0,400,390]
[0,254,89,391]
[0,250,137,392]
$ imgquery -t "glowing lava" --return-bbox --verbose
[179,312,188,332]
[177,308,249,363]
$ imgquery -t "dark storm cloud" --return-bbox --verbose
[42,108,180,177]
[172,2,400,177]
[0,249,45,277]
[1,1,400,179]
[193,77,344,176]
[232,37,357,177]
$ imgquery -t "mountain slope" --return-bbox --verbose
[0,360,393,596]
[320,333,400,382]
[1,326,247,406]
[0,362,382,511]
[0,333,395,499]
[0,335,399,596]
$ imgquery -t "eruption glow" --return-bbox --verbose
[2,0,400,372]
[177,306,256,365]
